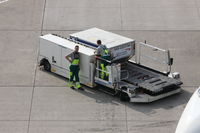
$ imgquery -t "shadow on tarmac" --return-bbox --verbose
[125,89,192,114]
[44,70,193,114]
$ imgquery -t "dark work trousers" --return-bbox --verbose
[69,65,80,82]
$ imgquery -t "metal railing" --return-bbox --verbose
[95,57,111,80]
[136,42,172,74]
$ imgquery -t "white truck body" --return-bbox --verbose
[39,28,182,102]
[39,34,96,87]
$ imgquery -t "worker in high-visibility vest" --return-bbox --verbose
[96,40,110,80]
[65,45,84,90]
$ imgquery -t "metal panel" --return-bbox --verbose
[70,28,134,48]
[40,38,61,66]
[40,34,96,56]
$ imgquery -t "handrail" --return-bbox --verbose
[139,42,166,52]
[96,68,110,74]
[95,56,112,63]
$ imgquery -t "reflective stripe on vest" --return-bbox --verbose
[101,46,109,56]
[104,49,109,55]
[72,59,79,65]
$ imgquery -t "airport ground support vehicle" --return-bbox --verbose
[38,28,182,102]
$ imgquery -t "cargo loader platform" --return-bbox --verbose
[121,61,182,97]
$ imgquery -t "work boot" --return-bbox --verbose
[75,82,84,90]
[70,86,75,90]
[68,81,74,89]
[105,76,109,81]
[78,87,84,91]
[75,82,81,88]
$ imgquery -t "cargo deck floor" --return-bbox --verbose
[121,61,182,93]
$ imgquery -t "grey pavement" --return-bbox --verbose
[0,0,200,133]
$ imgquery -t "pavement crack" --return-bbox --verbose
[125,103,128,133]
[27,0,47,132]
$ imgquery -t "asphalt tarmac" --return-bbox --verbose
[0,0,200,132]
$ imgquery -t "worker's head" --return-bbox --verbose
[97,40,101,45]
[75,45,79,52]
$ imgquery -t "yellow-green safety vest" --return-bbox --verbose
[71,59,79,65]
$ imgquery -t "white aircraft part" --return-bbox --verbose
[0,0,9,4]
[176,87,200,133]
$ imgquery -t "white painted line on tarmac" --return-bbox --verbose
[0,0,9,4]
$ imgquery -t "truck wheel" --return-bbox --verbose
[120,92,130,102]
[43,60,51,72]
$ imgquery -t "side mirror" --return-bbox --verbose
[169,58,173,65]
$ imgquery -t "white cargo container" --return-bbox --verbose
[39,28,182,102]
[69,28,135,61]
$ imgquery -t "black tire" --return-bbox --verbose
[120,92,130,102]
[43,60,51,71]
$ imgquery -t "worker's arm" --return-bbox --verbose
[65,53,72,63]
[95,46,101,56]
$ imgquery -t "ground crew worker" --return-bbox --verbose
[65,45,84,90]
[96,40,110,80]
